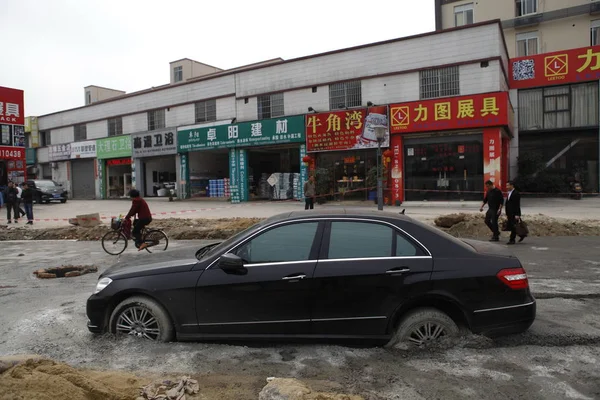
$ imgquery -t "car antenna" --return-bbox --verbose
[400,209,406,215]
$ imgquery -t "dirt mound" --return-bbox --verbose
[0,218,263,242]
[435,213,600,238]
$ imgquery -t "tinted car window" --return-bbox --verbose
[396,233,419,256]
[327,222,393,259]
[235,222,318,264]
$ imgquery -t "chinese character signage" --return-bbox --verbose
[0,145,26,184]
[0,86,24,126]
[238,149,248,202]
[299,144,308,200]
[49,144,72,161]
[510,45,600,89]
[306,106,390,152]
[132,128,177,158]
[229,149,240,203]
[96,135,133,159]
[390,92,509,134]
[178,116,305,152]
[70,140,97,159]
[390,135,403,204]
[483,128,502,186]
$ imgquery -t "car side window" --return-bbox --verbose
[327,222,393,259]
[396,233,420,257]
[235,222,319,264]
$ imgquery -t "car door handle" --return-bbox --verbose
[386,268,411,275]
[282,274,306,281]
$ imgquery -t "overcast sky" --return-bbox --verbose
[1,0,435,117]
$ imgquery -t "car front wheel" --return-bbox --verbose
[109,296,174,342]
[387,307,459,348]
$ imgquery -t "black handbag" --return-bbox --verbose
[515,219,529,237]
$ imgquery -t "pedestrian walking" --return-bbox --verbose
[303,175,316,210]
[505,180,523,245]
[3,181,20,224]
[480,180,503,241]
[21,183,35,225]
[15,184,26,218]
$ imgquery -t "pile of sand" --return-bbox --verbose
[435,213,600,238]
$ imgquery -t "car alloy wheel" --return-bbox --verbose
[116,306,161,340]
[387,307,459,348]
[407,321,448,346]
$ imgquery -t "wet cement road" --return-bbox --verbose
[0,238,599,399]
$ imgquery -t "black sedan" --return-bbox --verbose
[26,179,68,203]
[87,210,536,346]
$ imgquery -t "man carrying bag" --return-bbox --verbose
[505,180,527,245]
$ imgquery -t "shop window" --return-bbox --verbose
[454,3,474,27]
[40,131,51,146]
[327,222,393,259]
[516,0,537,17]
[257,93,284,119]
[234,222,318,264]
[108,117,123,136]
[519,82,599,131]
[329,81,362,110]
[195,99,217,123]
[516,31,538,57]
[591,20,600,46]
[419,66,459,100]
[74,124,87,141]
[147,109,166,131]
[173,66,183,83]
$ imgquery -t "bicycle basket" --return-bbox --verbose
[111,217,122,231]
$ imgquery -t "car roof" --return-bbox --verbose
[266,208,411,223]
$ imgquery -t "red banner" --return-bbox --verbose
[483,128,502,187]
[0,145,27,184]
[0,86,24,126]
[510,45,600,89]
[389,92,509,134]
[390,134,403,204]
[306,106,389,152]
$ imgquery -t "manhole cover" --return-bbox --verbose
[33,265,98,279]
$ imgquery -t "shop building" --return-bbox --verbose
[132,127,178,197]
[509,45,600,193]
[96,136,133,199]
[388,92,513,202]
[0,86,26,187]
[46,141,97,198]
[178,115,306,202]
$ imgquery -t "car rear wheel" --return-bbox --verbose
[109,296,174,342]
[387,307,459,348]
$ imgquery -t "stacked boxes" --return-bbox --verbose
[269,172,300,200]
[208,179,230,198]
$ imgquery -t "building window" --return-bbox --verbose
[173,66,183,83]
[74,124,87,141]
[40,131,50,146]
[329,81,362,110]
[147,109,166,131]
[518,82,599,131]
[85,91,91,105]
[108,117,123,136]
[516,31,539,57]
[516,0,537,17]
[195,99,217,123]
[257,93,285,119]
[419,66,460,100]
[454,3,474,27]
[591,20,600,46]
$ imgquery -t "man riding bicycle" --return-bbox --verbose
[125,189,152,251]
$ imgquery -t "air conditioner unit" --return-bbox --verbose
[514,14,542,28]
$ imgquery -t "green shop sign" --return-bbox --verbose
[178,115,305,152]
[97,135,132,159]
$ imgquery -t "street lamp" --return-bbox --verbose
[372,125,387,211]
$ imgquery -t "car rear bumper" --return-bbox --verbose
[470,300,536,337]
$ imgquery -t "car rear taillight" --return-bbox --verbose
[497,268,529,290]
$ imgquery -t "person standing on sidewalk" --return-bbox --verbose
[21,183,35,225]
[480,180,503,241]
[15,183,26,218]
[303,175,316,210]
[3,181,19,224]
[505,180,523,245]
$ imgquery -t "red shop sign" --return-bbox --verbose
[510,45,600,89]
[0,145,25,160]
[389,92,509,134]
[106,158,132,166]
[0,86,24,126]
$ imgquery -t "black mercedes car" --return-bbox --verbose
[26,179,68,203]
[87,210,536,346]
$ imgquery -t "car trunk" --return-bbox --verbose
[461,239,515,258]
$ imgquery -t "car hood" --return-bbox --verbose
[102,258,198,280]
[39,187,64,193]
[461,239,515,258]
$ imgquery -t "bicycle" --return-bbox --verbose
[101,215,169,256]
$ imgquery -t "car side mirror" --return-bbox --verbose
[218,253,247,275]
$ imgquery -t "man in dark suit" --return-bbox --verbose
[505,180,523,245]
[480,180,504,242]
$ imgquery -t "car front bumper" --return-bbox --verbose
[470,299,536,337]
[86,295,109,333]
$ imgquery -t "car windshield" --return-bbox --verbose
[198,220,267,260]
[35,181,59,188]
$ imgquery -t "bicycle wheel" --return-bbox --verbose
[144,230,169,252]
[102,230,128,255]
